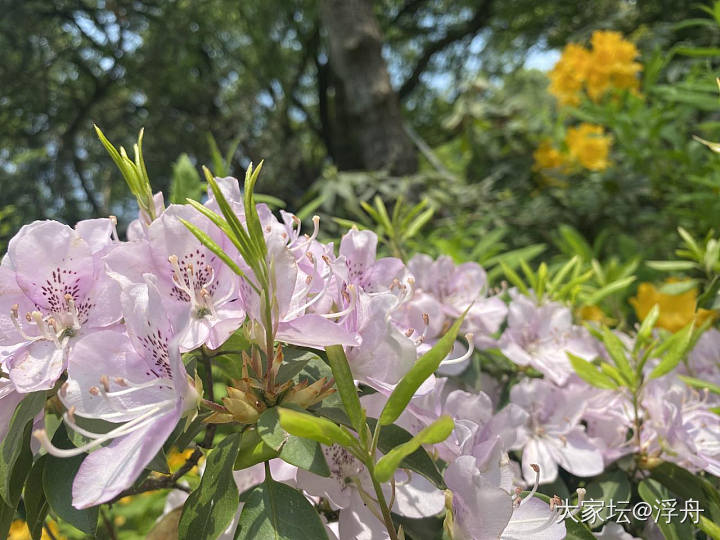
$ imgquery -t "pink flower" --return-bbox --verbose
[499,291,597,386]
[36,280,198,508]
[0,220,121,392]
[510,378,604,484]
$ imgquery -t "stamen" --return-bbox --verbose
[109,215,120,242]
[519,464,540,506]
[10,305,35,340]
[320,284,356,320]
[35,404,170,457]
[439,333,475,366]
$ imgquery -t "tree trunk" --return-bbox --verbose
[320,0,417,175]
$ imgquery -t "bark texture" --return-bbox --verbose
[320,0,417,175]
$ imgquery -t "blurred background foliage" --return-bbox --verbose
[2,0,720,259]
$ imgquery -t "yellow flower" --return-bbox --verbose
[532,140,565,171]
[578,305,613,325]
[549,43,592,105]
[9,520,65,540]
[630,280,715,333]
[549,30,641,105]
[565,123,612,171]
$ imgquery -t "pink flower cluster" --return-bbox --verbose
[1,175,719,538]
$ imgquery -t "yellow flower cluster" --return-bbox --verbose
[630,280,715,333]
[533,123,612,175]
[565,124,612,171]
[532,141,565,172]
[549,30,642,105]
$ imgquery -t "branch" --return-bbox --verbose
[397,0,493,100]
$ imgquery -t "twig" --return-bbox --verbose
[100,508,118,540]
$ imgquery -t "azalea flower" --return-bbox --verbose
[0,220,121,392]
[106,204,247,351]
[35,281,199,508]
[499,291,597,386]
[641,379,720,476]
[296,443,445,539]
[510,378,604,484]
[0,379,23,443]
[444,441,567,539]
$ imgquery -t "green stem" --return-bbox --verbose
[368,465,399,540]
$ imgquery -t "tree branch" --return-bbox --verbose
[397,0,493,100]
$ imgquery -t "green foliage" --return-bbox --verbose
[43,425,99,534]
[235,475,329,540]
[0,393,45,506]
[379,313,466,425]
[179,432,243,540]
[374,415,454,482]
[170,154,203,204]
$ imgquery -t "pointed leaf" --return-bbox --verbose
[374,416,454,483]
[567,353,618,389]
[235,478,328,539]
[0,392,45,505]
[649,322,694,379]
[277,408,356,449]
[257,408,329,477]
[42,425,98,534]
[325,345,363,432]
[234,429,278,471]
[379,314,466,426]
[179,432,243,540]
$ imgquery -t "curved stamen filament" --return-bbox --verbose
[320,284,356,321]
[35,403,173,458]
[519,464,540,506]
[439,334,475,366]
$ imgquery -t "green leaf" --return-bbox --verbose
[234,429,279,471]
[636,304,660,344]
[558,224,594,261]
[582,276,636,306]
[42,425,98,534]
[601,327,634,385]
[583,470,631,527]
[179,432,243,540]
[374,416,453,483]
[650,462,720,523]
[24,455,49,540]
[699,515,720,539]
[170,154,203,204]
[379,314,466,426]
[638,479,695,540]
[179,217,259,293]
[277,408,356,449]
[0,495,14,540]
[257,408,330,477]
[658,279,699,295]
[649,322,694,379]
[567,353,618,389]
[678,375,720,395]
[0,392,45,505]
[275,351,313,385]
[366,419,445,489]
[498,261,529,295]
[646,260,697,271]
[325,345,363,432]
[235,477,328,540]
